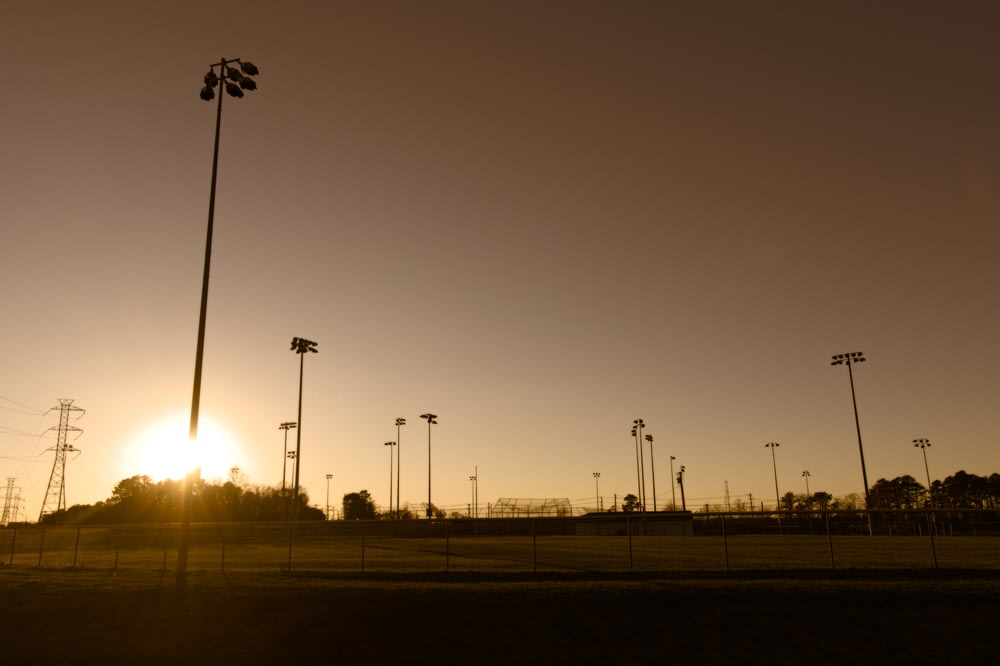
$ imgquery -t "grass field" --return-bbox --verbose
[1,534,999,664]
[5,531,997,573]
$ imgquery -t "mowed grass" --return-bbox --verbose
[1,563,998,665]
[6,532,994,573]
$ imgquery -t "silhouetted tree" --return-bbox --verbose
[342,490,377,520]
[622,494,641,512]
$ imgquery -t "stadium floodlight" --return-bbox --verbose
[802,470,811,497]
[830,351,870,507]
[384,441,396,517]
[291,337,318,514]
[279,422,297,496]
[765,442,781,511]
[669,456,677,510]
[645,433,657,511]
[395,418,406,516]
[180,57,260,590]
[420,413,438,518]
[913,439,934,506]
[593,472,602,511]
[632,419,647,511]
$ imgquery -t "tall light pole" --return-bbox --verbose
[645,433,657,512]
[913,439,934,506]
[593,472,601,511]
[831,351,870,507]
[802,470,811,497]
[290,337,318,516]
[420,413,437,518]
[179,57,260,590]
[285,451,296,519]
[279,422,296,496]
[325,473,333,520]
[395,417,405,516]
[631,419,646,511]
[669,455,677,510]
[765,442,781,511]
[384,441,396,517]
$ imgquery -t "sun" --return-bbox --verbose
[124,414,241,482]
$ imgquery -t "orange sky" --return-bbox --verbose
[2,1,998,521]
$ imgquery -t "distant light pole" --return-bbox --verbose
[802,470,811,497]
[669,456,677,510]
[765,442,781,511]
[469,467,478,518]
[290,337,318,515]
[279,422,296,496]
[285,451,296,519]
[325,473,333,520]
[631,419,646,511]
[384,441,396,517]
[913,439,934,506]
[593,472,601,511]
[395,417,405,516]
[420,413,438,518]
[645,434,657,511]
[676,465,686,511]
[179,57,260,590]
[831,351,870,507]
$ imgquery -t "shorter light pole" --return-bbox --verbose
[676,465,686,511]
[913,439,934,506]
[765,442,781,511]
[325,473,333,520]
[279,422,297,496]
[395,417,406,516]
[645,434,657,511]
[384,441,396,518]
[285,451,296,520]
[469,468,478,518]
[669,456,677,510]
[420,413,438,518]
[802,470,811,497]
[593,472,601,511]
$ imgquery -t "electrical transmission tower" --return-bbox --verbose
[38,399,85,522]
[1,477,21,525]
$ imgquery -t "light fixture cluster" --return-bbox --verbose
[291,337,318,354]
[830,352,865,366]
[200,58,260,100]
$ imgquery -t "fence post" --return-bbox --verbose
[73,527,81,568]
[825,511,835,569]
[444,521,450,573]
[721,514,729,572]
[626,518,633,573]
[37,528,45,567]
[532,518,537,573]
[361,535,366,574]
[926,509,938,569]
[8,527,16,565]
[286,524,294,573]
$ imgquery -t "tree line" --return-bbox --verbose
[38,475,325,526]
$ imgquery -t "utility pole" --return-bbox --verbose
[39,399,84,521]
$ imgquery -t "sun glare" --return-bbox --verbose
[125,415,240,482]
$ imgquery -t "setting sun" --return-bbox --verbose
[124,415,241,482]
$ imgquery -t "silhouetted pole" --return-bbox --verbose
[395,417,406,516]
[279,422,296,496]
[831,352,870,507]
[765,442,781,511]
[291,337,318,517]
[802,470,811,497]
[669,455,677,510]
[325,473,332,520]
[646,433,657,511]
[633,419,646,510]
[593,471,601,511]
[179,57,260,590]
[913,439,934,506]
[469,468,478,518]
[677,465,686,511]
[384,441,396,517]
[420,413,437,518]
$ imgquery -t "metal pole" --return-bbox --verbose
[179,58,225,590]
[293,351,304,514]
[647,435,657,511]
[847,361,871,507]
[669,456,677,510]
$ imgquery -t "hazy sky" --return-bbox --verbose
[2,1,998,520]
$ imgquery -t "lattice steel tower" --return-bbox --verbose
[1,477,20,525]
[38,399,84,521]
